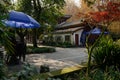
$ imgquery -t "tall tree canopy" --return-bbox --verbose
[16,0,65,25]
[16,0,65,47]
[84,0,120,6]
[89,1,120,23]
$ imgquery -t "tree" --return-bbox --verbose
[85,1,120,75]
[16,0,65,47]
[90,2,120,23]
[84,0,120,7]
[0,0,13,57]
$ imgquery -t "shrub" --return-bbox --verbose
[115,39,120,46]
[0,60,119,80]
[50,66,120,80]
[27,46,56,54]
[14,62,38,80]
[39,65,50,73]
[0,59,8,79]
[43,41,76,48]
[92,36,120,68]
[88,66,120,80]
[61,42,75,48]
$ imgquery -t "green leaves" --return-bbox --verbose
[40,7,62,26]
[16,0,65,47]
[92,36,120,68]
[16,0,32,15]
[0,28,14,54]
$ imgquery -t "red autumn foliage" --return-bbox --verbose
[89,1,120,23]
[89,11,109,22]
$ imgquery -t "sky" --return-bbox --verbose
[65,0,81,8]
[74,0,81,8]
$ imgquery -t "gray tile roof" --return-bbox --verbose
[56,20,83,29]
[54,27,83,34]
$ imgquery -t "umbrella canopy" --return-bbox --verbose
[2,10,40,28]
[87,28,108,35]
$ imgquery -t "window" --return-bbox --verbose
[65,35,71,42]
[55,36,62,42]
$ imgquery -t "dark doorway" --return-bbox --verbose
[75,34,79,46]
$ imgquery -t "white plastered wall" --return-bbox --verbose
[53,33,72,43]
[73,29,83,45]
[53,29,83,45]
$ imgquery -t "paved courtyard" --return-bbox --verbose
[26,46,88,71]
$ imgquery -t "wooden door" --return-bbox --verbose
[75,34,79,46]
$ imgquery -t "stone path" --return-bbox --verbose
[26,47,88,71]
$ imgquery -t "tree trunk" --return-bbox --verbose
[32,28,37,47]
[32,0,41,48]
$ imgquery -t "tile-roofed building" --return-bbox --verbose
[53,20,88,46]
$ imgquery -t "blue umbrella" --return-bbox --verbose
[2,10,40,28]
[1,11,40,62]
[86,28,109,35]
